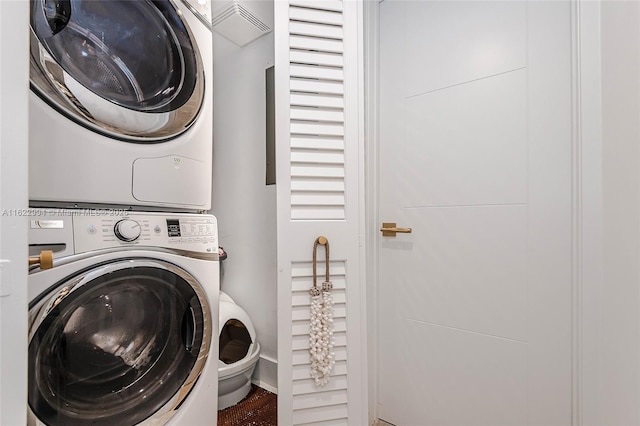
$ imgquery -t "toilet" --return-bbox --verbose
[218,291,261,410]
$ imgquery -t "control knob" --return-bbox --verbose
[114,219,141,242]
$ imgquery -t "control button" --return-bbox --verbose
[114,219,141,242]
[154,225,161,234]
[88,225,97,235]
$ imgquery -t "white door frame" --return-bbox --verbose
[363,0,381,422]
[363,1,604,424]
[0,1,30,424]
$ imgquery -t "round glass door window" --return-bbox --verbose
[29,0,205,141]
[28,261,211,425]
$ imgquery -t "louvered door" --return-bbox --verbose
[274,0,366,424]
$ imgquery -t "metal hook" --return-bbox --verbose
[311,236,331,295]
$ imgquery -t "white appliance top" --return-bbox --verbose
[28,209,218,257]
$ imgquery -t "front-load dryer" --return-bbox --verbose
[29,0,213,211]
[28,209,219,425]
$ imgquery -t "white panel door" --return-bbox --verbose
[377,1,573,425]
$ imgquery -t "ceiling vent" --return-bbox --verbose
[211,0,272,47]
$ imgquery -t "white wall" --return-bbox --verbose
[599,1,640,423]
[210,31,277,391]
[0,1,29,424]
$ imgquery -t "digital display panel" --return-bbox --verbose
[166,219,181,237]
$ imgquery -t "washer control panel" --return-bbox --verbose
[72,212,218,254]
[114,219,142,242]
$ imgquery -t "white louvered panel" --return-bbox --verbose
[290,50,345,67]
[291,79,344,96]
[290,258,348,421]
[291,206,345,221]
[290,121,344,137]
[291,208,343,221]
[293,331,347,351]
[292,318,347,338]
[292,346,348,366]
[290,35,344,54]
[291,178,345,193]
[294,396,349,416]
[289,21,344,39]
[291,261,347,278]
[290,107,344,123]
[292,276,346,293]
[291,135,344,150]
[292,289,346,307]
[291,193,345,207]
[297,419,349,426]
[292,317,347,336]
[293,304,347,322]
[290,94,344,110]
[293,390,348,411]
[291,164,344,178]
[289,6,343,26]
[293,360,348,380]
[301,275,345,290]
[291,278,345,295]
[290,198,345,219]
[291,150,344,164]
[289,0,343,13]
[292,275,346,292]
[290,64,344,82]
[292,404,350,425]
[293,375,348,396]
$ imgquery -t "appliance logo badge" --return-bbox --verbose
[31,220,64,229]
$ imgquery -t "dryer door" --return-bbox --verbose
[28,259,212,425]
[29,0,206,142]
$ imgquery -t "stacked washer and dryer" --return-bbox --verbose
[27,0,259,424]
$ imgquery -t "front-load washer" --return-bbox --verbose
[28,209,219,425]
[28,0,213,211]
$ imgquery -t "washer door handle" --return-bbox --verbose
[182,305,197,353]
[43,0,71,35]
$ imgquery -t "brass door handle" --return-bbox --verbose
[380,222,412,237]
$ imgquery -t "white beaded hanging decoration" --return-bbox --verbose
[309,236,335,386]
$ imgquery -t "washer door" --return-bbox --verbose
[28,259,212,425]
[29,0,205,142]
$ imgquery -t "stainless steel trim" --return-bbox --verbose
[28,199,206,214]
[181,0,213,30]
[29,0,206,142]
[29,246,218,273]
[28,258,213,425]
